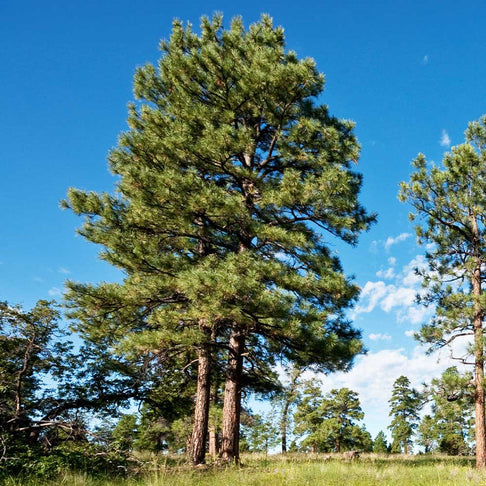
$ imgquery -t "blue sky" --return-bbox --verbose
[2,0,486,441]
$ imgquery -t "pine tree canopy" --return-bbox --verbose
[388,375,422,453]
[400,115,486,468]
[63,14,374,395]
[399,116,486,350]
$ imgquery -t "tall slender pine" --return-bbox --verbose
[400,115,486,468]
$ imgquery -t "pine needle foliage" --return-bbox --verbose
[388,376,422,454]
[63,14,374,461]
[399,115,486,467]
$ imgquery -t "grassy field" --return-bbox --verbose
[2,453,485,486]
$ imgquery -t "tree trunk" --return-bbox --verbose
[473,268,486,468]
[281,402,289,454]
[208,383,219,457]
[474,325,485,468]
[472,218,486,469]
[190,325,212,465]
[219,181,252,463]
[280,366,302,454]
[220,327,245,463]
[208,428,218,457]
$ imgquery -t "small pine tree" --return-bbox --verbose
[373,431,389,454]
[388,376,422,454]
[426,367,474,455]
[112,414,139,451]
[416,415,436,453]
[295,385,365,452]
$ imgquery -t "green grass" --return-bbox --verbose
[2,453,485,486]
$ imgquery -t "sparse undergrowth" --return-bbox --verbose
[2,453,485,486]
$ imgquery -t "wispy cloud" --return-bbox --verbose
[376,267,395,280]
[397,305,431,325]
[422,54,429,65]
[48,287,63,297]
[355,281,388,314]
[381,286,416,312]
[353,254,433,325]
[440,129,451,147]
[384,233,412,250]
[369,333,392,341]
[58,267,71,275]
[401,255,427,286]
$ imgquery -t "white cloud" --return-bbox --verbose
[384,233,412,250]
[312,346,456,438]
[355,281,388,314]
[397,305,432,325]
[422,55,429,65]
[355,281,416,315]
[381,286,416,312]
[376,267,395,279]
[48,287,63,297]
[440,129,451,147]
[354,254,434,325]
[369,333,392,341]
[405,330,416,337]
[58,267,71,274]
[401,255,427,287]
[388,257,397,266]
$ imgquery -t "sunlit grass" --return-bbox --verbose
[3,453,485,486]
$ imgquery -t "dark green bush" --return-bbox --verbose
[0,442,134,481]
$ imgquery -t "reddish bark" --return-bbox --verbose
[220,328,245,463]
[189,325,212,465]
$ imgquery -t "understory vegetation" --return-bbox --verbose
[2,454,485,486]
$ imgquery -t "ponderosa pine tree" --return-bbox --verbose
[427,367,474,455]
[0,300,109,460]
[293,380,325,452]
[373,430,389,453]
[399,115,486,467]
[416,415,436,453]
[271,365,304,453]
[316,387,365,453]
[388,376,422,454]
[63,14,374,464]
[294,385,365,452]
[241,411,278,454]
[0,300,67,447]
